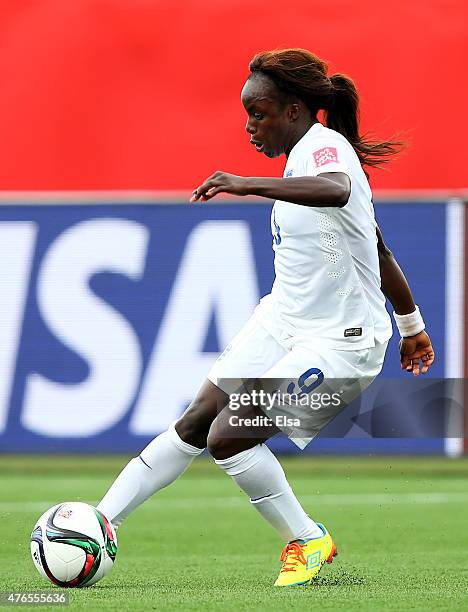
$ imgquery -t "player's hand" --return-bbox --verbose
[399,330,435,376]
[190,172,249,202]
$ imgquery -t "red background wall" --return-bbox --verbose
[0,0,466,192]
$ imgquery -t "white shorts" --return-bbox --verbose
[208,314,388,448]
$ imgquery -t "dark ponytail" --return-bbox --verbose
[326,74,359,145]
[249,49,403,169]
[326,73,402,168]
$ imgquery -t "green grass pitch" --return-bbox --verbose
[1,454,468,611]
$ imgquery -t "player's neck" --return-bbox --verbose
[285,119,319,158]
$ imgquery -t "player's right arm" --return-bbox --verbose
[376,225,435,376]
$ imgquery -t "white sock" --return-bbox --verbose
[97,423,203,528]
[215,444,323,542]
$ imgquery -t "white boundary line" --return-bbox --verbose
[444,198,465,457]
[2,491,468,513]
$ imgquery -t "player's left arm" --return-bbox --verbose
[377,225,435,376]
[190,172,350,207]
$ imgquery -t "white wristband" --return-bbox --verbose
[393,306,425,338]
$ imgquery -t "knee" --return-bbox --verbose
[175,401,212,448]
[175,413,207,448]
[176,380,229,450]
[206,429,238,461]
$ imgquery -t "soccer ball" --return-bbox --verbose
[30,502,117,588]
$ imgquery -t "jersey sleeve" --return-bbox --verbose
[303,138,351,177]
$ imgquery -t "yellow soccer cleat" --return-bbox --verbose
[274,523,337,587]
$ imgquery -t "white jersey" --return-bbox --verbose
[254,122,393,351]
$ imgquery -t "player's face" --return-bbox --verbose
[241,77,291,158]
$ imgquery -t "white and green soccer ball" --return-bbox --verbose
[30,502,118,588]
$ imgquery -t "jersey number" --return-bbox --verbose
[273,210,281,245]
[287,367,324,396]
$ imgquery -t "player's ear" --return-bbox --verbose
[288,103,300,122]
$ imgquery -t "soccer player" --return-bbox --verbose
[98,49,435,586]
